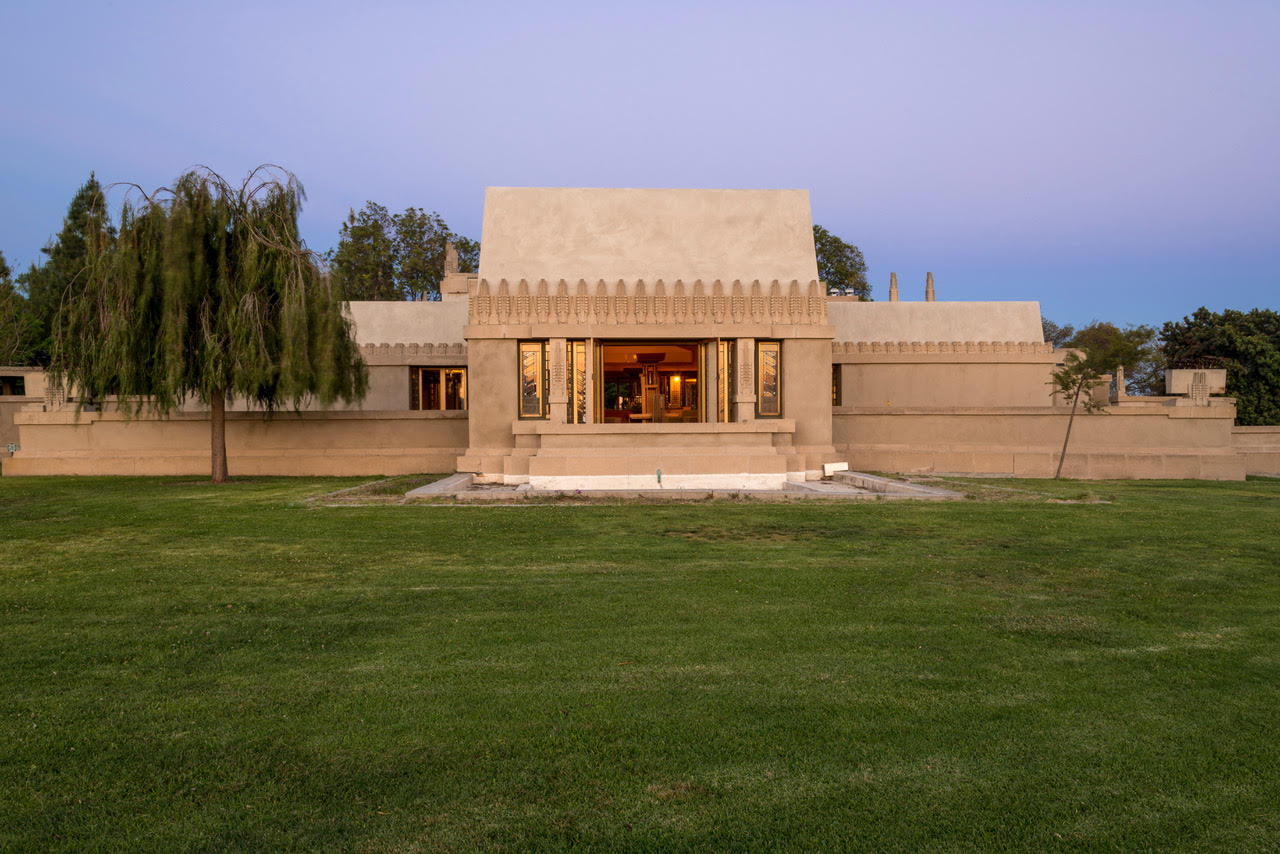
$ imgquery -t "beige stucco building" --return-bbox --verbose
[5,187,1275,481]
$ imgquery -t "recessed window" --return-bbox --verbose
[599,341,704,423]
[717,340,735,423]
[832,364,841,406]
[0,376,25,396]
[567,340,587,424]
[410,367,467,410]
[755,340,782,418]
[518,341,548,419]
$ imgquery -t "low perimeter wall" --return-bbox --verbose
[1232,427,1280,476]
[8,402,1259,482]
[1,399,34,458]
[834,401,1244,480]
[5,409,467,476]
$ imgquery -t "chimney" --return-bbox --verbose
[925,271,935,302]
[889,272,899,302]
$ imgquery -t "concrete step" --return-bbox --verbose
[529,452,788,478]
[833,470,962,499]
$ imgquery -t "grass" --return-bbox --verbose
[316,473,448,504]
[1,475,1278,852]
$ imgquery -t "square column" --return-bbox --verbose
[735,337,755,422]
[548,337,567,424]
[584,338,595,424]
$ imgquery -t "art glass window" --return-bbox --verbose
[518,341,548,419]
[756,340,782,418]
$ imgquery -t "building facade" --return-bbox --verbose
[5,187,1267,481]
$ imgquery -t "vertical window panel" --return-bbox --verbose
[717,339,735,423]
[422,370,441,410]
[756,340,782,418]
[444,369,466,410]
[519,341,548,419]
[567,340,587,424]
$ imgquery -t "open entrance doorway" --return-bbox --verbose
[599,341,703,423]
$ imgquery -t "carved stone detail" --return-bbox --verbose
[466,277,833,329]
[534,279,551,323]
[495,279,511,323]
[749,281,766,323]
[359,342,468,363]
[652,280,668,324]
[515,280,531,321]
[788,280,804,323]
[710,280,726,324]
[634,280,648,324]
[671,280,688,323]
[739,347,753,395]
[550,342,565,387]
[613,279,631,324]
[730,279,745,323]
[574,279,590,323]
[594,280,609,323]
[830,340,1053,355]
[1190,371,1210,406]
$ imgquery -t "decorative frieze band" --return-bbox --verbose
[832,340,1053,355]
[360,342,467,365]
[468,278,828,328]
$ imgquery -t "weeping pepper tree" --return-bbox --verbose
[53,166,367,483]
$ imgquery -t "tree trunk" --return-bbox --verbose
[1055,376,1084,479]
[210,388,229,484]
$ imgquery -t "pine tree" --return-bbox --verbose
[1,250,38,365]
[54,166,368,483]
[327,203,398,300]
[20,174,114,365]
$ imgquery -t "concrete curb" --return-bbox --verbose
[404,471,963,503]
[405,472,474,496]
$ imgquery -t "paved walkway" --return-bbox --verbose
[405,471,962,502]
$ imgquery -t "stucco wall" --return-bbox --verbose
[347,297,468,346]
[479,188,820,284]
[456,338,521,479]
[168,364,415,414]
[833,401,1243,479]
[0,367,47,460]
[1231,426,1280,476]
[827,300,1044,344]
[782,338,837,470]
[6,409,467,476]
[0,400,28,458]
[839,361,1058,408]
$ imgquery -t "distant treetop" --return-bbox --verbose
[328,201,479,301]
[813,225,869,300]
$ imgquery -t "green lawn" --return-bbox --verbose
[2,476,1278,852]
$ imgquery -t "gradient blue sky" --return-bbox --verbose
[2,0,1276,328]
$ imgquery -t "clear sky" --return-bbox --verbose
[1,0,1276,329]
